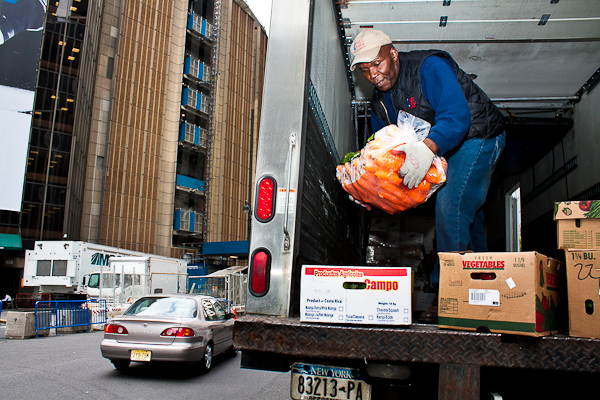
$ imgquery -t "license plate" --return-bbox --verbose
[291,363,371,400]
[130,350,151,362]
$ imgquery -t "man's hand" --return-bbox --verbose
[392,140,435,189]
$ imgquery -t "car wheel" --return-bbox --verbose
[112,360,130,370]
[200,343,213,373]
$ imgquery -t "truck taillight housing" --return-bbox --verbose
[249,248,271,297]
[255,176,276,222]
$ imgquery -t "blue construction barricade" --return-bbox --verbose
[34,299,108,338]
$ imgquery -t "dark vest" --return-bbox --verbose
[371,50,504,142]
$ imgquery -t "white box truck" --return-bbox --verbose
[87,256,188,304]
[22,241,181,300]
[233,0,600,399]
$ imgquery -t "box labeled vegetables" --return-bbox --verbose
[554,201,600,249]
[438,251,565,337]
[300,266,412,325]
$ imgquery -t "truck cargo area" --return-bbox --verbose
[234,0,600,399]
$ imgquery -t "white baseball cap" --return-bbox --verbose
[350,29,392,71]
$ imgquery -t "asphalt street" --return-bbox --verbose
[0,316,290,400]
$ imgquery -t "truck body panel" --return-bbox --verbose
[22,241,148,295]
[247,0,359,318]
[88,256,188,303]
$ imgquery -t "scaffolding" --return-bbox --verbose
[203,0,222,243]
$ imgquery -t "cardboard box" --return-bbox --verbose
[438,251,565,337]
[554,201,600,249]
[564,249,600,339]
[300,266,412,325]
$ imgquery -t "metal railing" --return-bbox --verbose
[188,272,247,312]
[34,299,108,338]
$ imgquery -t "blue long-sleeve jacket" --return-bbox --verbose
[370,56,471,156]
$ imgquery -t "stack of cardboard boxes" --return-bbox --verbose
[555,200,600,339]
[437,200,600,339]
[299,202,600,339]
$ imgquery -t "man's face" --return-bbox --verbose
[357,45,399,92]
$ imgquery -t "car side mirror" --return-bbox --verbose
[226,312,235,320]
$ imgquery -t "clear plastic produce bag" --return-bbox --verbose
[336,111,447,215]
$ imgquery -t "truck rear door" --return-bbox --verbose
[246,0,362,318]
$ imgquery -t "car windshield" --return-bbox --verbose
[125,297,198,318]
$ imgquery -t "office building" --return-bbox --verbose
[0,0,267,296]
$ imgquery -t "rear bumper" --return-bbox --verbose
[101,338,205,363]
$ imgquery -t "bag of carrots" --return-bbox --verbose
[336,112,447,215]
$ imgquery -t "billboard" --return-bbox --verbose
[0,0,46,212]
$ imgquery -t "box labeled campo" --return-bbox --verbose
[554,200,600,249]
[438,252,565,337]
[564,249,600,339]
[300,266,411,325]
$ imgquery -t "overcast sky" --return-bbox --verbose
[245,0,272,35]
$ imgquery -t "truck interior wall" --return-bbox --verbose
[517,86,600,259]
[570,84,600,197]
[292,107,363,317]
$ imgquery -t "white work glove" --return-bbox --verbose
[393,141,435,189]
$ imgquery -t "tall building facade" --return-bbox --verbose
[0,0,267,297]
[78,0,189,256]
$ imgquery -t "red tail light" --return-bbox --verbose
[105,324,129,334]
[256,176,276,222]
[250,249,271,297]
[160,327,195,337]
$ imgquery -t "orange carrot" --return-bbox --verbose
[372,152,405,172]
[342,181,362,202]
[406,187,428,204]
[363,139,406,172]
[350,178,375,204]
[355,175,402,212]
[374,169,403,186]
[361,171,416,210]
[363,156,404,186]
[377,190,411,212]
[355,171,406,213]
[425,158,448,184]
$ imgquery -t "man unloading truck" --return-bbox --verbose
[350,29,506,288]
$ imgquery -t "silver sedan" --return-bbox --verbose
[100,294,235,372]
